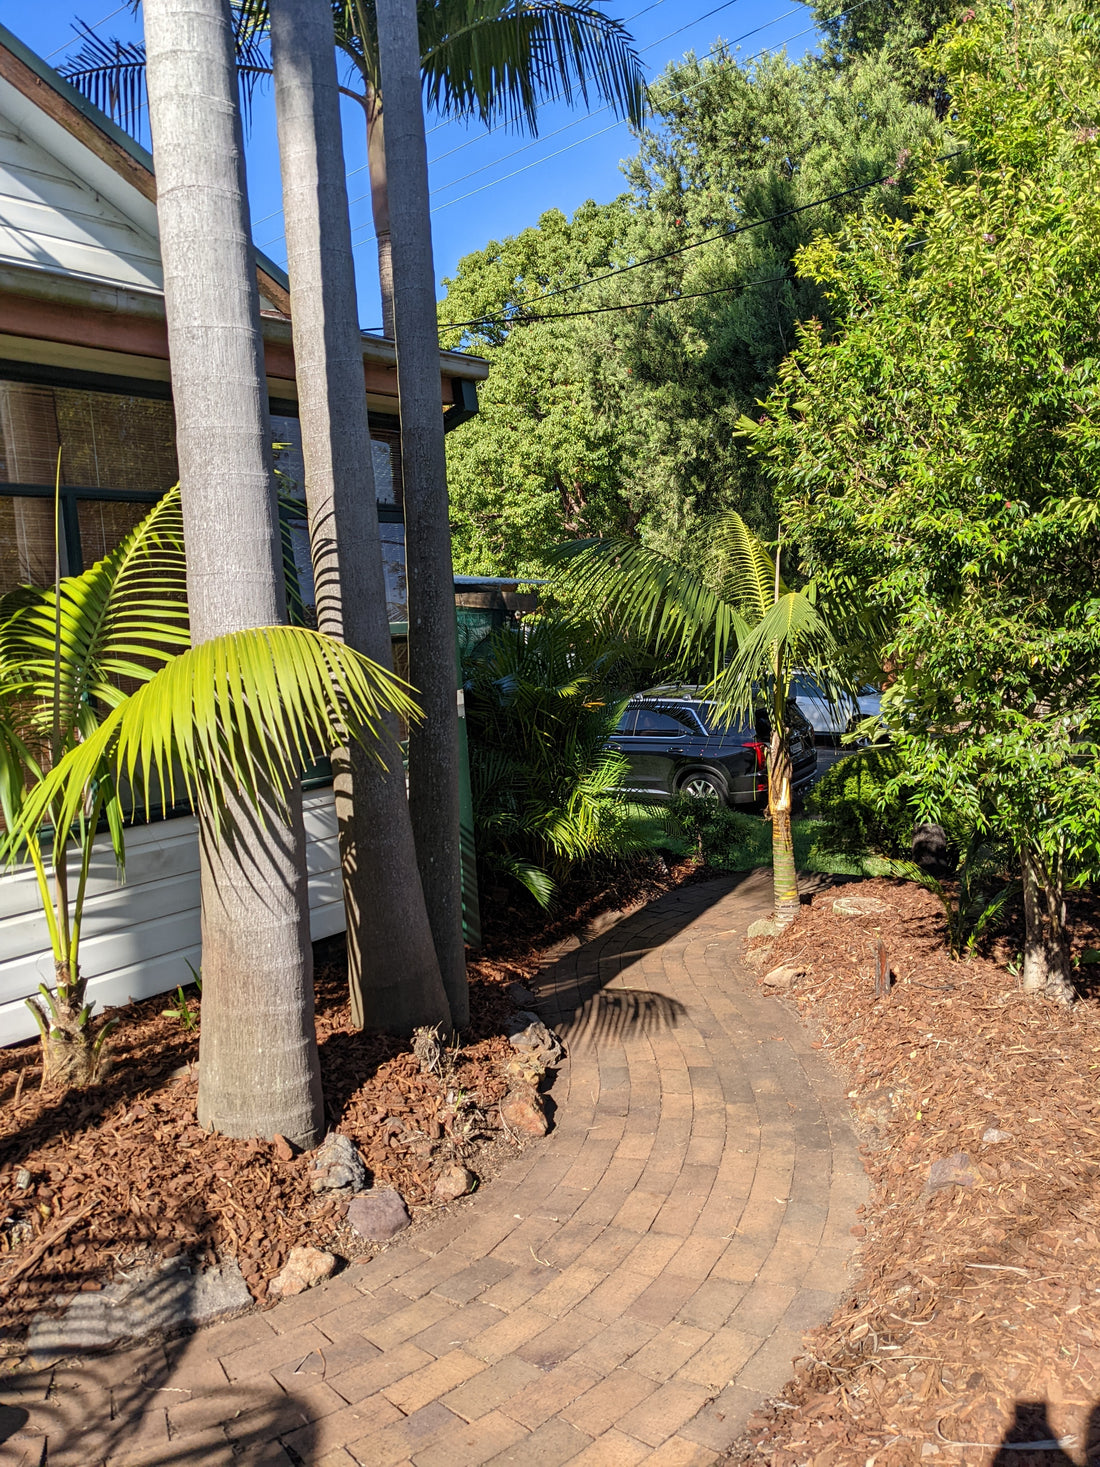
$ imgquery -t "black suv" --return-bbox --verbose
[608,686,817,805]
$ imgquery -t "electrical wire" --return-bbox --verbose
[45,4,128,60]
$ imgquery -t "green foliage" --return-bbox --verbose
[901,838,1019,958]
[0,489,416,1078]
[464,614,643,906]
[749,0,1100,986]
[440,34,944,572]
[667,794,757,868]
[808,747,912,861]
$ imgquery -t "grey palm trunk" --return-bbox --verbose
[142,0,323,1144]
[375,0,468,1028]
[267,0,452,1034]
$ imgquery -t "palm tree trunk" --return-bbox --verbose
[365,91,396,339]
[142,0,323,1145]
[375,0,468,1029]
[268,0,451,1035]
[770,660,799,929]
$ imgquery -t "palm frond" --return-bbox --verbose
[418,0,646,133]
[704,512,777,624]
[710,589,838,719]
[62,12,271,134]
[550,537,747,680]
[8,627,419,870]
[0,489,189,741]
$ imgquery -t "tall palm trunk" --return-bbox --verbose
[365,94,395,339]
[268,0,451,1034]
[769,667,799,930]
[142,0,323,1144]
[375,0,468,1028]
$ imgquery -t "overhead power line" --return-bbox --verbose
[417,154,960,335]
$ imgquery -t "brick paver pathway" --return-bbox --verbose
[2,871,867,1467]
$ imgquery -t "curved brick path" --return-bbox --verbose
[4,871,866,1467]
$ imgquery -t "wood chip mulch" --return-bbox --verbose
[0,853,692,1352]
[724,877,1100,1467]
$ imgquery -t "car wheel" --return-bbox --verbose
[679,771,726,803]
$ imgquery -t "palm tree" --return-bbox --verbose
[556,513,879,929]
[1,488,419,1093]
[268,0,452,1034]
[140,0,331,1145]
[376,0,467,1022]
[63,1,647,335]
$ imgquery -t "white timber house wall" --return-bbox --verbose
[0,794,344,1047]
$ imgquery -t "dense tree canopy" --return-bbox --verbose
[440,8,946,573]
[747,0,1100,995]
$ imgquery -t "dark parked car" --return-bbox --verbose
[608,686,817,806]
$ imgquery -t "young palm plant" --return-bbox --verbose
[555,514,880,928]
[63,0,646,335]
[1,488,416,1088]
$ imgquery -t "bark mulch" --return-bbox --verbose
[724,877,1100,1467]
[0,854,689,1352]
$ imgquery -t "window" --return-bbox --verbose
[633,707,700,735]
[614,709,637,735]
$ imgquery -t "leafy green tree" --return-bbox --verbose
[555,513,876,927]
[440,37,944,571]
[748,0,1100,996]
[1,489,415,1090]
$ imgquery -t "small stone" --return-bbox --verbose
[925,1151,977,1192]
[272,1134,294,1164]
[346,1188,410,1241]
[982,1127,1014,1144]
[743,947,773,970]
[762,964,802,990]
[432,1163,476,1204]
[855,1086,898,1134]
[508,982,537,1006]
[747,917,778,939]
[832,895,889,917]
[500,1089,549,1138]
[505,1013,562,1065]
[269,1245,336,1297]
[310,1133,368,1194]
[14,1168,31,1191]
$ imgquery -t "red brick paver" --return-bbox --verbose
[3,871,866,1465]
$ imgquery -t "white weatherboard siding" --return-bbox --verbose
[0,788,344,1048]
[0,75,162,293]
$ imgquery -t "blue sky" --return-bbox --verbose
[6,0,820,331]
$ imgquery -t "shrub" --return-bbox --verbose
[668,794,760,869]
[808,746,914,861]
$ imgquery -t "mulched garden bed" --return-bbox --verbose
[0,854,690,1350]
[725,877,1100,1467]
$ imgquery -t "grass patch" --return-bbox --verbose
[624,800,896,877]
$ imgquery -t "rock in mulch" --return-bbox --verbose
[272,1134,295,1163]
[747,917,779,939]
[762,964,803,990]
[832,894,889,917]
[982,1126,1014,1144]
[346,1188,410,1241]
[925,1150,978,1193]
[432,1163,476,1204]
[310,1132,368,1194]
[743,946,774,970]
[269,1245,337,1297]
[507,981,537,1006]
[505,1011,563,1065]
[27,1256,252,1363]
[500,1089,549,1138]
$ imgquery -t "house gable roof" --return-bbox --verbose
[0,20,292,314]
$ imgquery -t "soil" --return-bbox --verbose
[724,877,1100,1467]
[0,854,691,1351]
